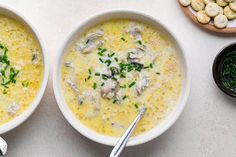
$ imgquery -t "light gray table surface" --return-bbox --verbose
[1,0,236,157]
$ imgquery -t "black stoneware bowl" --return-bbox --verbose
[213,43,236,98]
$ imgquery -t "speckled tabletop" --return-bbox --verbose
[1,0,236,157]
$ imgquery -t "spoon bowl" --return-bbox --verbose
[0,137,7,156]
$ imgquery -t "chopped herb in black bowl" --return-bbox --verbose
[213,43,236,97]
[221,54,236,91]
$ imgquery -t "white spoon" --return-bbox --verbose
[0,137,7,156]
[110,107,147,157]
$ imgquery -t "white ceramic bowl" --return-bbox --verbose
[0,5,49,134]
[53,10,191,146]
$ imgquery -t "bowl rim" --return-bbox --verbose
[0,4,49,134]
[212,42,236,98]
[53,9,191,146]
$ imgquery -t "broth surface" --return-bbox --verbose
[61,19,182,137]
[0,15,43,125]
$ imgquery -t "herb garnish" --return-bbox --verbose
[0,44,19,89]
[120,73,126,78]
[105,59,112,66]
[137,40,142,45]
[122,95,127,100]
[95,72,100,76]
[121,37,126,42]
[97,47,107,56]
[92,40,158,104]
[99,58,104,63]
[110,67,119,76]
[221,54,236,90]
[128,81,136,88]
[119,62,143,73]
[88,68,92,74]
[127,66,133,72]
[108,52,115,58]
[144,63,153,69]
[102,75,108,80]
[99,48,107,53]
[97,52,103,56]
[120,85,127,88]
[114,57,119,62]
[111,76,117,80]
[3,89,7,94]
[93,83,97,89]
[149,63,153,68]
[112,99,117,104]
[22,82,29,87]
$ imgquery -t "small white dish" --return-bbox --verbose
[53,9,191,146]
[0,5,49,134]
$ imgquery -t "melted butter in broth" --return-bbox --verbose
[0,15,43,125]
[61,19,182,137]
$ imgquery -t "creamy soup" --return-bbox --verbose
[61,19,182,137]
[0,15,43,125]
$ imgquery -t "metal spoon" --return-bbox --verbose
[0,137,7,156]
[110,107,147,157]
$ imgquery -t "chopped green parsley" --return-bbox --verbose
[0,44,19,89]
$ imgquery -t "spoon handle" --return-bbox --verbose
[110,108,146,157]
[0,137,7,156]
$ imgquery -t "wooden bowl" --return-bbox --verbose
[179,2,236,34]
